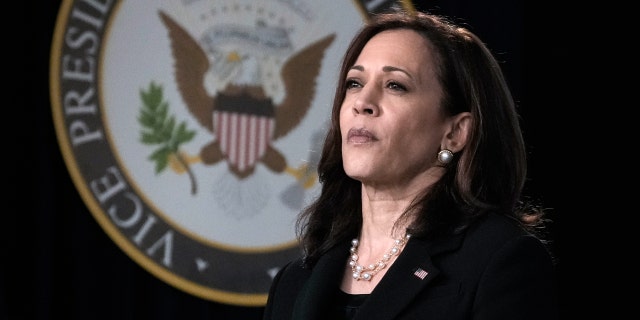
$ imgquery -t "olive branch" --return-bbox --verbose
[138,81,198,195]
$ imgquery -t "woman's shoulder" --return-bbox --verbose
[462,212,553,260]
[271,257,310,286]
[469,212,533,239]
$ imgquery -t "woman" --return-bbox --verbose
[263,10,557,320]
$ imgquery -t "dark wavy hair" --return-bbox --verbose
[296,10,547,267]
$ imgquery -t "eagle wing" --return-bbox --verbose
[159,11,215,132]
[273,34,336,140]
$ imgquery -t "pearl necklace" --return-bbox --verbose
[349,233,411,281]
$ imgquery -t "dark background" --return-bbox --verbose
[8,0,567,319]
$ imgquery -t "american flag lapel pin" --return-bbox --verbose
[413,268,428,280]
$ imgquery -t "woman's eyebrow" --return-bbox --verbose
[348,65,412,79]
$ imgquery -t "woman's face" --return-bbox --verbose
[340,29,449,189]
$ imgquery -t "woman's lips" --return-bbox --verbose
[347,128,377,143]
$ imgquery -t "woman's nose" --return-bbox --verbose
[353,87,380,116]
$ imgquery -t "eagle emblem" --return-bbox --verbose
[159,11,335,180]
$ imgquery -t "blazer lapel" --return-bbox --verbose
[354,235,463,320]
[291,242,350,320]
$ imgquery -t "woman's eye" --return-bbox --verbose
[387,81,407,91]
[345,79,361,89]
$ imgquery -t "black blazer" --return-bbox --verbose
[263,213,558,320]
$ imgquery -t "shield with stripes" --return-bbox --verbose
[213,109,275,174]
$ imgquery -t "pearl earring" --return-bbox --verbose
[437,149,454,165]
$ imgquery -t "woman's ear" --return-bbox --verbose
[443,112,472,152]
